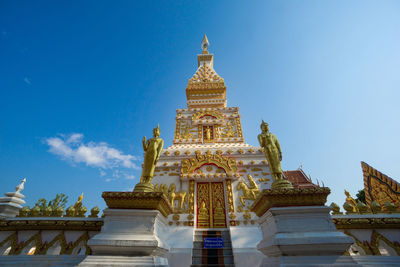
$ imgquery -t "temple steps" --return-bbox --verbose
[191,229,235,267]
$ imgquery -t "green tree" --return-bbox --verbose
[355,189,366,204]
[33,193,68,216]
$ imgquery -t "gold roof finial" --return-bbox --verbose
[201,34,209,54]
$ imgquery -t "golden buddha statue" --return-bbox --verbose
[134,125,164,192]
[205,126,211,140]
[197,201,209,227]
[199,202,208,218]
[214,201,225,219]
[258,121,292,189]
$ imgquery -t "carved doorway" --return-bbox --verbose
[196,182,227,228]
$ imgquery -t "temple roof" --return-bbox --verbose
[362,161,400,207]
[283,169,317,188]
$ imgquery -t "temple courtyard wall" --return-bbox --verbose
[1,212,400,266]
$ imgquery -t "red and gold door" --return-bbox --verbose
[196,182,227,228]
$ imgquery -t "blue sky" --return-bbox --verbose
[1,1,399,212]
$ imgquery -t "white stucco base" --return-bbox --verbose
[230,226,266,267]
[258,206,354,257]
[77,255,168,266]
[165,227,193,267]
[87,209,169,258]
[261,255,400,266]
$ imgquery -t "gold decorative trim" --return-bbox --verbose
[192,110,223,122]
[250,187,330,217]
[333,217,400,229]
[235,117,243,138]
[102,191,173,217]
[370,230,400,255]
[0,231,91,255]
[226,180,234,213]
[343,230,373,255]
[174,119,181,140]
[0,219,103,231]
[0,232,17,254]
[181,150,237,177]
[343,229,400,256]
[188,180,195,214]
[12,232,41,255]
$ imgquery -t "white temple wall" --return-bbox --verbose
[165,226,193,267]
[230,226,266,267]
[41,230,61,243]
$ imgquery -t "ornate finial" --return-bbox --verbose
[78,193,83,203]
[260,120,269,130]
[154,124,161,133]
[15,178,26,194]
[201,34,209,53]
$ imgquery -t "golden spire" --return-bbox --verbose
[201,34,209,54]
[186,35,226,108]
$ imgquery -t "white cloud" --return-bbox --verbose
[45,133,140,171]
[124,174,135,180]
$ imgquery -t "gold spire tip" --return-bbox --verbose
[201,34,209,53]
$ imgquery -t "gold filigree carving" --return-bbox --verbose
[102,191,172,217]
[250,187,331,217]
[192,110,223,122]
[362,162,400,209]
[236,175,260,206]
[180,122,193,139]
[181,150,237,177]
[188,180,195,214]
[220,120,236,138]
[174,120,181,140]
[226,179,235,213]
[196,182,227,228]
[333,217,400,229]
[187,63,225,90]
[235,117,243,138]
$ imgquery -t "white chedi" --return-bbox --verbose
[0,178,27,218]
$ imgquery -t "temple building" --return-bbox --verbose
[1,36,400,267]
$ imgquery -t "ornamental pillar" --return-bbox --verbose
[81,192,172,267]
[251,187,356,266]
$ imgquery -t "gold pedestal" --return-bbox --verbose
[133,182,154,193]
[271,179,293,190]
[250,187,331,217]
[102,191,173,217]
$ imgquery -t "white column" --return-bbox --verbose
[257,206,356,266]
[82,209,169,266]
